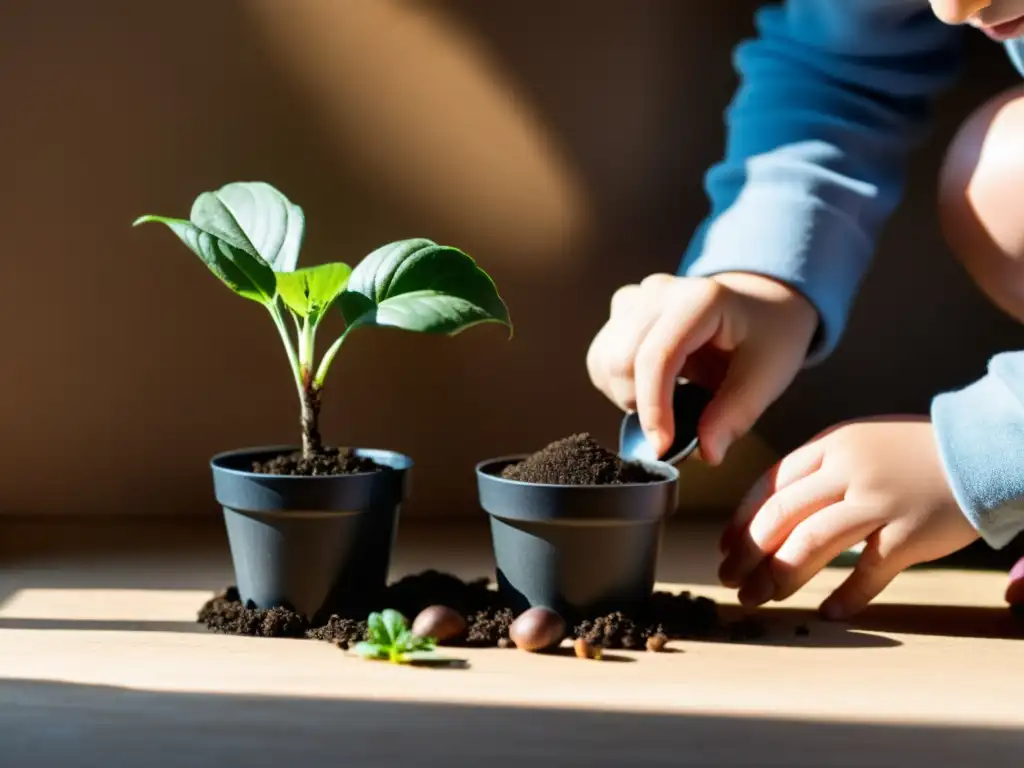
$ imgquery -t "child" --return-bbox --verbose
[587,0,1024,619]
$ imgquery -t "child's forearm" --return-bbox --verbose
[932,353,1024,549]
[681,0,963,363]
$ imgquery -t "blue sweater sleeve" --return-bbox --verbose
[932,354,1024,549]
[681,0,963,362]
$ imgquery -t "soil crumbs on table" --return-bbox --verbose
[499,433,661,485]
[252,447,383,476]
[198,571,734,651]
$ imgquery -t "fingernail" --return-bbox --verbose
[820,599,846,621]
[738,576,774,607]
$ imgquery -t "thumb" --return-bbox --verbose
[697,343,802,465]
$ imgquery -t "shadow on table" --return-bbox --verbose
[729,604,1024,642]
[1,678,1022,767]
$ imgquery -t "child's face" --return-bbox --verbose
[929,0,1024,39]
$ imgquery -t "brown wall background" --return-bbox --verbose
[0,1,1020,519]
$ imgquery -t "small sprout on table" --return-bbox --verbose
[353,609,455,665]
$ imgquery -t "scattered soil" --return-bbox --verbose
[252,447,383,477]
[197,572,736,652]
[499,433,661,485]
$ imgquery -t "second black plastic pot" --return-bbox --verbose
[475,456,679,620]
[210,446,412,622]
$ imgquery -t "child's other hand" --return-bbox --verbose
[719,417,979,620]
[586,272,816,464]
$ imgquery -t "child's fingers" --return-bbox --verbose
[586,279,672,414]
[696,341,802,466]
[634,290,722,457]
[720,440,827,553]
[768,503,881,602]
[819,531,905,620]
[718,469,844,588]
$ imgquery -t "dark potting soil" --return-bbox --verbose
[197,572,728,651]
[251,447,383,477]
[499,433,661,485]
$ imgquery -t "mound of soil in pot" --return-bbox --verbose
[499,433,661,485]
[198,571,733,651]
[252,447,383,477]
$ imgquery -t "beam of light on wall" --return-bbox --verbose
[243,0,589,265]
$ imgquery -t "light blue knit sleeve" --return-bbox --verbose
[932,354,1024,549]
[680,0,963,363]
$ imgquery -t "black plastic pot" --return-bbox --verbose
[210,446,412,622]
[476,457,679,620]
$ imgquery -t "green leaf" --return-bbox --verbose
[380,609,408,645]
[189,181,305,273]
[276,262,351,324]
[352,642,388,660]
[366,612,388,645]
[132,215,276,303]
[337,238,511,337]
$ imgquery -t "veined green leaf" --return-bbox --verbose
[132,215,275,303]
[380,609,407,645]
[337,239,511,337]
[352,642,388,660]
[366,612,388,645]
[276,262,351,324]
[190,181,305,273]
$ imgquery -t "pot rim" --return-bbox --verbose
[474,453,679,489]
[210,445,414,480]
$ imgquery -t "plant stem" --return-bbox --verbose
[297,316,323,459]
[268,303,302,392]
[313,327,350,389]
[300,374,323,459]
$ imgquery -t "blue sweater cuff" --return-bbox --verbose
[682,184,872,365]
[931,354,1024,549]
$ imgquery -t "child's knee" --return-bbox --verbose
[939,86,1024,323]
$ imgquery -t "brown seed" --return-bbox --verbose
[497,637,512,649]
[508,606,566,652]
[573,637,602,660]
[411,605,467,644]
[645,633,668,652]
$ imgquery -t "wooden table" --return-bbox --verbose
[1,517,1022,767]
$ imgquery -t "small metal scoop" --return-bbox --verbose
[618,379,712,464]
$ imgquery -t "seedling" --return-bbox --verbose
[135,181,511,459]
[353,609,453,665]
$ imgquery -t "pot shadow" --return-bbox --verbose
[0,619,208,633]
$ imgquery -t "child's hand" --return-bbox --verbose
[586,272,817,464]
[719,417,979,619]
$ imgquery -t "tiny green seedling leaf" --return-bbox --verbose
[353,609,462,665]
[352,641,389,660]
[276,262,352,325]
[337,238,512,337]
[132,215,276,303]
[367,611,389,646]
[190,181,305,273]
[381,609,409,645]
